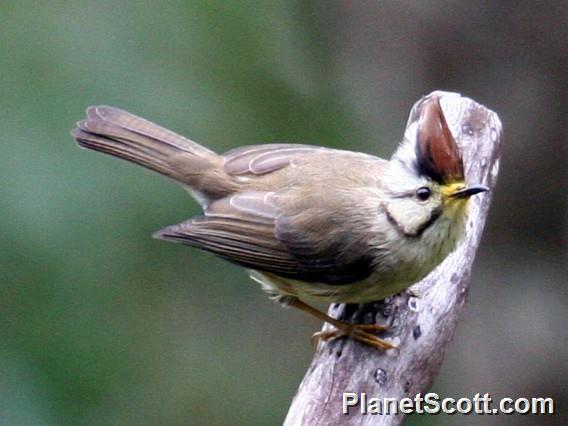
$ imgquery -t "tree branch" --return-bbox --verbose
[284,91,503,425]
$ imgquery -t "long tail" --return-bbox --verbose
[71,106,237,202]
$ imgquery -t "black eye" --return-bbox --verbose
[416,187,431,201]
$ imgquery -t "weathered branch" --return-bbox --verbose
[285,91,503,425]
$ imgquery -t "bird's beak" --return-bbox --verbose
[450,184,490,199]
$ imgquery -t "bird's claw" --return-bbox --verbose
[311,323,395,351]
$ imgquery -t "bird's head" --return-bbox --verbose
[383,97,488,238]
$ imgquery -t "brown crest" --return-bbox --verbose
[416,97,464,183]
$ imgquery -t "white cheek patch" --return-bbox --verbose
[385,199,441,237]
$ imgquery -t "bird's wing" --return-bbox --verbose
[223,144,330,175]
[154,190,377,285]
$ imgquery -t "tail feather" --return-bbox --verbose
[71,127,175,177]
[71,106,236,202]
[84,106,215,155]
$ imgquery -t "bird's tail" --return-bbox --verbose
[71,106,237,202]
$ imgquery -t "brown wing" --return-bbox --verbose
[154,190,377,285]
[223,143,329,176]
[154,192,300,274]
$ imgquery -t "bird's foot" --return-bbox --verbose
[311,322,395,351]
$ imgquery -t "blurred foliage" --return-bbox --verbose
[0,1,565,425]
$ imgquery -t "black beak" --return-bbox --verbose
[450,184,490,199]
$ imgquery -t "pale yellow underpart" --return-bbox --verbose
[250,196,469,305]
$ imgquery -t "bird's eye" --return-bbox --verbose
[416,187,431,201]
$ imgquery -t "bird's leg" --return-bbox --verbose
[287,298,395,351]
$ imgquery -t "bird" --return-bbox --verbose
[71,96,488,350]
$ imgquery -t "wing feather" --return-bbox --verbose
[154,188,378,284]
[154,192,301,274]
[223,144,327,175]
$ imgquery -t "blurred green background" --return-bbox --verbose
[1,1,565,425]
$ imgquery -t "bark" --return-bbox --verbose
[284,91,503,425]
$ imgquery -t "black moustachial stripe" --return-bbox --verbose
[412,207,442,237]
[386,206,442,238]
